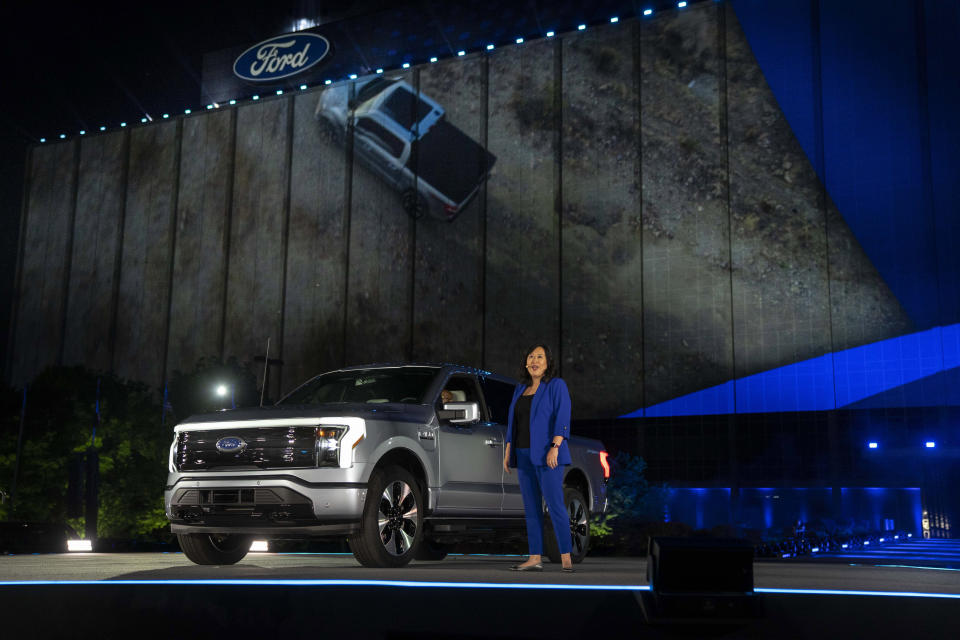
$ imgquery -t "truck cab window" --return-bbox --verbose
[356,117,405,158]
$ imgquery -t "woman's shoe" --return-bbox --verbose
[510,563,543,571]
[561,566,576,573]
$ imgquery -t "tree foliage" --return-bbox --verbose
[0,367,169,539]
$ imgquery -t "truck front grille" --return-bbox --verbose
[175,426,317,471]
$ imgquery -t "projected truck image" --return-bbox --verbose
[316,76,496,221]
[165,364,608,568]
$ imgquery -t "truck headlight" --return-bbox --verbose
[316,427,346,467]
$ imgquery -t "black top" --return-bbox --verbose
[513,393,532,449]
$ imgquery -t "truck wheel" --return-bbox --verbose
[544,486,590,565]
[177,533,252,565]
[349,466,424,567]
[401,189,427,219]
[414,539,448,561]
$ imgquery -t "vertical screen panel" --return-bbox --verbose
[114,122,179,390]
[411,57,486,367]
[62,132,126,372]
[166,110,233,377]
[224,99,290,396]
[561,23,643,418]
[821,2,935,332]
[283,91,348,390]
[725,4,833,412]
[344,72,415,363]
[9,141,77,385]
[485,40,560,379]
[640,6,734,412]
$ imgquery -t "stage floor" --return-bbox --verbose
[3,543,959,639]
[1,545,959,594]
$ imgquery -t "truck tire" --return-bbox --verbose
[401,189,427,219]
[349,466,424,567]
[177,533,252,565]
[544,486,590,565]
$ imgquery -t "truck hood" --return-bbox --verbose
[175,403,433,431]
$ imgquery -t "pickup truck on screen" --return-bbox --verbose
[165,363,609,567]
[316,77,496,221]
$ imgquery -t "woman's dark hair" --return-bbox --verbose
[518,343,556,385]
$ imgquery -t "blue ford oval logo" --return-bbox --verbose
[216,436,247,453]
[233,33,330,82]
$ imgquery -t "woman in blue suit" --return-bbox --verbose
[502,343,574,572]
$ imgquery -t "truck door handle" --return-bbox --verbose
[484,439,501,447]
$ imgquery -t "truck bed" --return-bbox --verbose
[407,118,496,206]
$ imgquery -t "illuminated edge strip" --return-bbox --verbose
[174,418,322,432]
[0,581,957,598]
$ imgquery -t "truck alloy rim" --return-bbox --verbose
[569,496,588,555]
[378,480,418,556]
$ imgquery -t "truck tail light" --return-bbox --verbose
[599,451,611,480]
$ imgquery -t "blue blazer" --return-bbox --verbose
[505,377,572,467]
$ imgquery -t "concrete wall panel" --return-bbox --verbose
[283,92,348,390]
[114,122,179,389]
[62,132,127,372]
[166,110,234,377]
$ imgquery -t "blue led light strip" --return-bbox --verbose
[0,580,958,599]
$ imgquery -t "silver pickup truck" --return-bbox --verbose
[165,363,608,567]
[316,77,496,221]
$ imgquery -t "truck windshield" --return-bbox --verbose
[278,367,438,405]
[380,87,434,130]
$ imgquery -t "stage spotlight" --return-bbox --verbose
[229,99,237,105]
[79,130,86,135]
[402,62,410,68]
[300,84,307,90]
[349,74,357,79]
[67,539,92,552]
[430,56,438,62]
[842,543,849,548]
[376,68,384,74]
[249,540,269,552]
[868,442,878,449]
[578,24,586,30]
[216,384,228,397]
[252,95,259,100]
[206,105,214,109]
[99,126,106,131]
[486,44,494,50]
[610,17,619,23]
[644,9,654,16]
[40,138,46,143]
[276,90,283,95]
[185,109,192,114]
[678,1,688,8]
[59,133,66,139]
[457,50,466,56]
[546,31,555,37]
[121,122,127,127]
[325,79,332,85]
[162,113,169,119]
[516,37,524,44]
[925,441,936,448]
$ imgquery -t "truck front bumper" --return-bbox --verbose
[165,475,367,536]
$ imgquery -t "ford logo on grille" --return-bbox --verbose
[216,436,247,453]
[233,33,331,82]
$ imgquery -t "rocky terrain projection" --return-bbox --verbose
[8,3,913,420]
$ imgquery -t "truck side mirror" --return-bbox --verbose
[438,402,480,425]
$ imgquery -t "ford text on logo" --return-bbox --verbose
[216,436,248,454]
[234,33,330,82]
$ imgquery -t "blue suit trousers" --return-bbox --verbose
[515,448,572,555]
